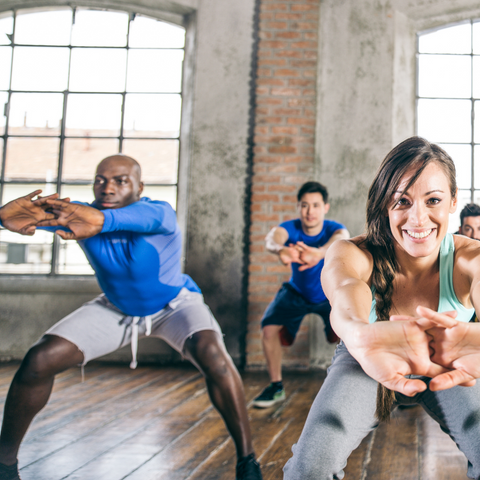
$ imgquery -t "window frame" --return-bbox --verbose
[0,6,189,275]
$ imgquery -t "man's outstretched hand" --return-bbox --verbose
[0,190,59,235]
[36,199,104,240]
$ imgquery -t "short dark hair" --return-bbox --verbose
[460,203,480,225]
[297,181,328,203]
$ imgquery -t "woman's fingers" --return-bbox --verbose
[385,375,428,397]
[429,369,476,391]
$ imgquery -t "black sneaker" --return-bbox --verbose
[0,461,21,480]
[236,453,263,480]
[252,383,286,408]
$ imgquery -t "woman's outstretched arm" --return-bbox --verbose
[322,238,455,396]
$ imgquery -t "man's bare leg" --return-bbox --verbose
[0,335,84,465]
[261,325,283,382]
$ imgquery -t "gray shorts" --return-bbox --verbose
[45,288,223,367]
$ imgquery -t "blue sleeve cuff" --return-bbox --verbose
[101,209,114,233]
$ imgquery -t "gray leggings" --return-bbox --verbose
[283,342,480,480]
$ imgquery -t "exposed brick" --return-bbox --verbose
[252,184,266,193]
[272,108,302,116]
[273,68,301,77]
[250,204,263,213]
[251,193,280,202]
[271,126,299,135]
[273,204,297,212]
[259,40,288,49]
[256,97,284,105]
[266,264,291,273]
[269,164,298,173]
[274,31,302,40]
[268,145,297,154]
[271,87,302,96]
[261,3,288,11]
[251,213,280,223]
[250,244,265,253]
[267,184,297,193]
[289,78,315,87]
[291,41,317,49]
[291,4,318,11]
[275,13,303,20]
[287,117,315,126]
[288,98,315,107]
[275,49,304,58]
[291,22,317,30]
[266,21,288,29]
[258,58,288,67]
[254,155,284,164]
[248,264,264,273]
[256,77,285,86]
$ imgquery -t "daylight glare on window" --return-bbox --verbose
[417,20,480,232]
[0,8,185,274]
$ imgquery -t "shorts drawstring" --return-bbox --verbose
[129,315,152,369]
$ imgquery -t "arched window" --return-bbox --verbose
[0,7,185,273]
[417,20,480,231]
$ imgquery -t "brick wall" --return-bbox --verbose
[246,0,320,369]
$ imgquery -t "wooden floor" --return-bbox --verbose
[0,362,470,479]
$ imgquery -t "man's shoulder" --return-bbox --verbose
[279,218,301,231]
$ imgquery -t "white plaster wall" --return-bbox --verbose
[316,0,480,236]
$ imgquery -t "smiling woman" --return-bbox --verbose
[283,136,480,480]
[0,7,184,274]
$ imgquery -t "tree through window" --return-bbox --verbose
[0,8,185,274]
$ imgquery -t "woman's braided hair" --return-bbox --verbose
[364,136,457,422]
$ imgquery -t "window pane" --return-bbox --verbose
[417,99,471,143]
[0,184,54,274]
[450,189,472,233]
[129,16,185,48]
[439,143,471,189]
[0,91,7,135]
[471,57,480,98]
[66,94,122,136]
[15,9,72,46]
[58,238,94,274]
[9,93,63,136]
[0,13,13,46]
[418,55,471,98]
[71,9,128,47]
[126,50,183,93]
[0,47,12,89]
[474,101,480,142]
[5,137,59,182]
[475,145,480,189]
[61,184,94,203]
[123,94,181,138]
[122,139,179,184]
[419,23,471,54]
[142,185,177,209]
[11,47,69,91]
[69,49,127,92]
[472,22,480,54]
[56,186,94,275]
[63,138,119,181]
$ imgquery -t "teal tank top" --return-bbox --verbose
[369,233,474,323]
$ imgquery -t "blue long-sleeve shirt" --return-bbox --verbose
[51,198,200,316]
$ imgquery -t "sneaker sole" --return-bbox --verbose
[253,393,286,408]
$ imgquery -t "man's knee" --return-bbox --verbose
[184,331,232,379]
[262,324,282,341]
[17,335,82,382]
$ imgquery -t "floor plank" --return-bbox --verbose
[0,363,472,479]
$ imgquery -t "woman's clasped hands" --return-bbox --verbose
[347,308,480,397]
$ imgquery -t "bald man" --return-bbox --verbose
[0,155,262,480]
